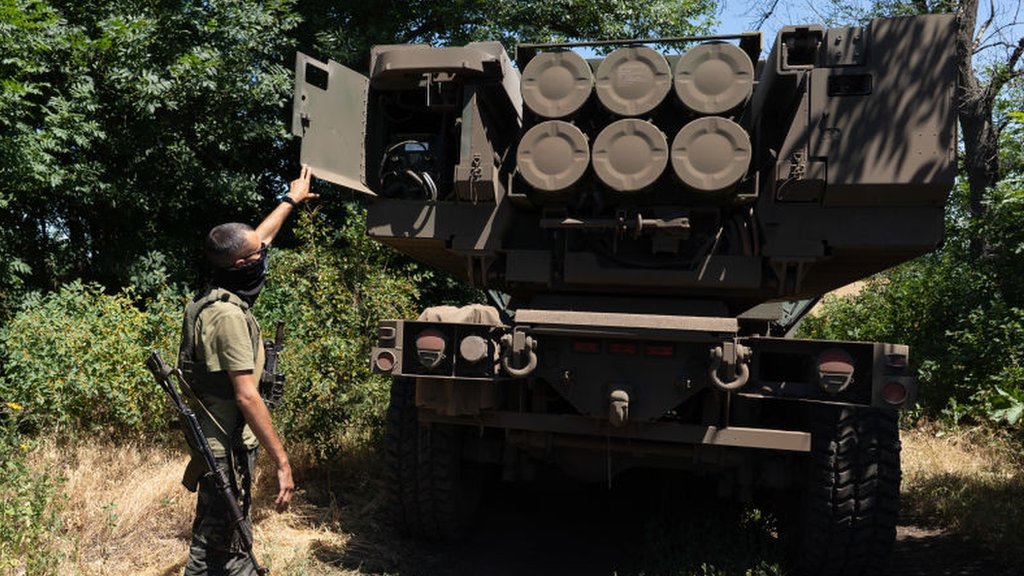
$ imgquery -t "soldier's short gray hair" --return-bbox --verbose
[205,223,254,268]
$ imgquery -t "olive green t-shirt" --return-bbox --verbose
[193,300,263,457]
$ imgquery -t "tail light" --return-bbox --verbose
[415,329,447,369]
[818,348,855,394]
[374,350,396,372]
[609,342,638,355]
[572,340,601,354]
[645,343,675,357]
[882,381,908,405]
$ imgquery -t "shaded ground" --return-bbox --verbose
[891,525,1016,576]
[39,429,1022,575]
[312,473,1016,576]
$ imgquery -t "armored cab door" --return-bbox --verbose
[292,53,373,195]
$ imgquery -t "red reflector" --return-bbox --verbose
[818,348,855,375]
[882,381,907,405]
[416,329,446,353]
[573,341,601,354]
[374,350,396,372]
[609,342,637,355]
[645,344,675,357]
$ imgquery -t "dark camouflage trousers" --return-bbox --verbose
[184,449,258,576]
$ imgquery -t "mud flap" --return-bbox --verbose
[292,52,374,195]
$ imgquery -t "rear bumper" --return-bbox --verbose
[421,409,811,452]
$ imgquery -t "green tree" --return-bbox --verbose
[793,0,1024,423]
[295,0,718,69]
[241,206,423,458]
[0,0,719,307]
[0,0,301,296]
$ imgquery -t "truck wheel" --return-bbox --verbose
[385,377,480,539]
[385,377,421,535]
[787,406,901,576]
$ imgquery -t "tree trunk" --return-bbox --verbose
[956,0,1005,257]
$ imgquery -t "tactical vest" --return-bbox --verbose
[176,288,264,494]
[177,287,262,397]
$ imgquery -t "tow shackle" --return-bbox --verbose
[501,329,538,378]
[708,341,752,392]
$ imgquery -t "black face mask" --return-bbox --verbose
[211,250,267,306]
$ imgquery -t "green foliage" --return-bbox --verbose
[820,0,956,24]
[636,502,782,576]
[0,282,182,434]
[0,0,301,298]
[800,178,1024,424]
[298,0,718,68]
[998,103,1023,180]
[989,387,1024,426]
[255,205,421,459]
[0,0,720,317]
[981,181,1024,307]
[0,404,62,574]
[0,204,437,457]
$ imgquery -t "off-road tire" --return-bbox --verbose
[385,377,479,540]
[385,377,421,534]
[787,405,901,576]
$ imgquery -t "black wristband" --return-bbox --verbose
[279,195,298,208]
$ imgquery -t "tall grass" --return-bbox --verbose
[900,423,1024,560]
[0,405,63,574]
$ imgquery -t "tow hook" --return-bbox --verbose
[708,341,752,391]
[609,389,630,427]
[501,329,537,377]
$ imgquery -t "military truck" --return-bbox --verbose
[292,14,956,575]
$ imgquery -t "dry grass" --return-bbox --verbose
[29,440,193,575]
[900,423,1024,562]
[24,439,388,576]
[18,423,1024,574]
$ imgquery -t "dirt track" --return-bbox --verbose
[321,478,1014,576]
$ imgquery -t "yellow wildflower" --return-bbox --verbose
[4,401,23,412]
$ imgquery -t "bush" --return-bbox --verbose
[0,202,470,458]
[799,183,1024,424]
[0,282,183,435]
[0,403,62,574]
[254,205,421,459]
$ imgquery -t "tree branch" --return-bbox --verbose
[987,34,1024,100]
[973,0,996,51]
[987,20,1024,38]
[1008,35,1024,72]
[976,39,1021,53]
[754,0,780,30]
[959,0,981,92]
[400,20,438,44]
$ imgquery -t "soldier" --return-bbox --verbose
[177,166,317,575]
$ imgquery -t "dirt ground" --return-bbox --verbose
[40,429,1021,576]
[890,525,1015,576]
[311,477,1017,576]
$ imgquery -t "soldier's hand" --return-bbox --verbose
[275,463,295,512]
[286,165,319,205]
